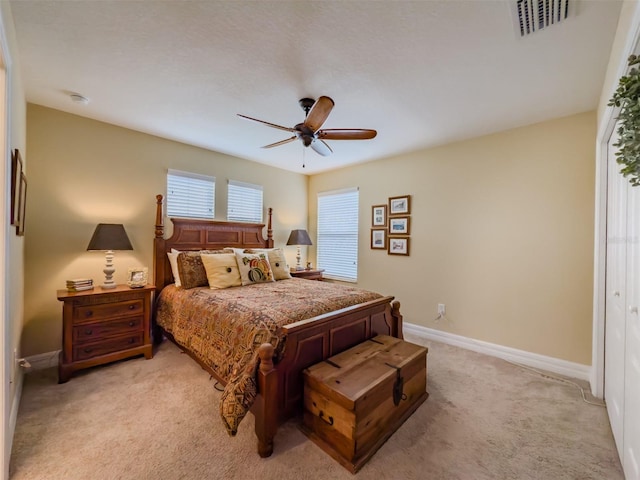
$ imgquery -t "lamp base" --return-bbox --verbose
[295,246,303,271]
[102,250,117,289]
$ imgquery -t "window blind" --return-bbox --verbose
[317,187,359,282]
[227,179,263,223]
[166,169,215,219]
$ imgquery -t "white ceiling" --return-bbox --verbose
[9,0,622,175]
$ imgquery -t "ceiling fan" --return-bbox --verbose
[237,96,377,157]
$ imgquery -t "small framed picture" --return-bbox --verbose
[371,204,387,227]
[16,173,27,237]
[10,149,22,227]
[388,237,410,256]
[127,267,148,288]
[389,216,410,235]
[371,229,387,249]
[389,195,411,215]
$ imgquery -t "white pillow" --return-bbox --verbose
[167,248,182,287]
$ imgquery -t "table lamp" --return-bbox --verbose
[286,229,312,271]
[87,223,133,289]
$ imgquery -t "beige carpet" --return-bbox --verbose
[10,335,623,479]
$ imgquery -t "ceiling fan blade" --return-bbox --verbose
[261,136,297,149]
[318,129,377,140]
[304,96,335,132]
[310,139,333,157]
[237,114,295,133]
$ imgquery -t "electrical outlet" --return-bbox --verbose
[438,304,446,316]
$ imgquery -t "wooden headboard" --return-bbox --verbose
[153,194,274,292]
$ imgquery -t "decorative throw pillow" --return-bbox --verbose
[234,252,275,285]
[176,249,232,289]
[245,248,291,281]
[167,248,182,287]
[176,251,208,289]
[201,253,242,289]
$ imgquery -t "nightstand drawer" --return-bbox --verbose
[73,333,144,361]
[73,299,143,324]
[73,317,143,342]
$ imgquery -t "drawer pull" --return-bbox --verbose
[84,329,93,335]
[128,338,135,344]
[318,411,334,426]
[129,305,135,310]
[85,310,93,317]
[129,321,135,327]
[83,348,93,354]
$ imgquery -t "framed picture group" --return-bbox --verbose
[370,195,411,256]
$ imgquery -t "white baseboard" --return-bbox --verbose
[25,351,59,371]
[403,323,591,383]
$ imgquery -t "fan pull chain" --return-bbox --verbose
[302,146,306,169]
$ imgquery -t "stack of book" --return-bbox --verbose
[66,278,94,292]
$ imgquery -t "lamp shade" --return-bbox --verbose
[286,229,312,246]
[86,224,133,251]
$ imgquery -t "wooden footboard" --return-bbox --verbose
[252,296,403,457]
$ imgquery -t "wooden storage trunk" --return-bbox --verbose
[301,335,428,473]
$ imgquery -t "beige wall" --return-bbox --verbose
[23,104,308,356]
[309,112,596,365]
[597,0,640,124]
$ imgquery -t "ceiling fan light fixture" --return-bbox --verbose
[238,95,376,157]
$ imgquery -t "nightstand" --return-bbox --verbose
[290,268,325,281]
[57,284,154,383]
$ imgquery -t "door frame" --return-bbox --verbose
[0,8,8,478]
[592,6,640,398]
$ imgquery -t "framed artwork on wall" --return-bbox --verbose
[16,172,27,236]
[11,149,22,227]
[371,204,387,227]
[389,195,411,215]
[389,216,410,235]
[371,229,387,249]
[388,237,410,256]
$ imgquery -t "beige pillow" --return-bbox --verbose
[245,248,291,280]
[234,251,275,285]
[201,253,242,289]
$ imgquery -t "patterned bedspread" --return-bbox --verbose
[155,278,383,435]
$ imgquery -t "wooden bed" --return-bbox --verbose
[152,194,404,457]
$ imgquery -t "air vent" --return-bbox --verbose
[515,0,569,36]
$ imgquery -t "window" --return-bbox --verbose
[317,187,359,282]
[227,180,263,223]
[166,169,215,219]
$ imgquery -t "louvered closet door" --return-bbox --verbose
[623,179,640,479]
[605,130,627,462]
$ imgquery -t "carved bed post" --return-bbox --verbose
[155,194,164,239]
[255,342,278,457]
[152,194,166,344]
[266,207,274,248]
[391,301,404,339]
